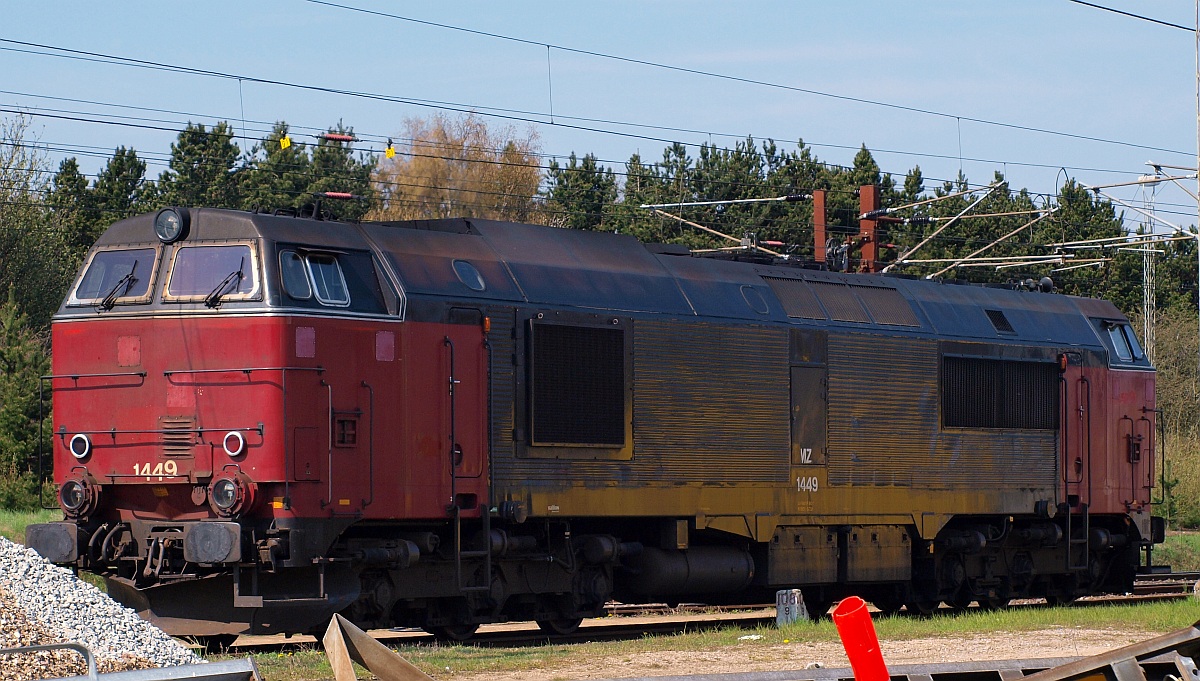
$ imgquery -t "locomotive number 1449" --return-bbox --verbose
[796,476,818,493]
[134,461,179,479]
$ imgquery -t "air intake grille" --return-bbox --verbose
[942,357,1057,430]
[985,309,1016,334]
[160,416,197,455]
[851,285,921,326]
[763,277,826,319]
[530,323,625,446]
[810,281,871,322]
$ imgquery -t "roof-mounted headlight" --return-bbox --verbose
[153,207,191,244]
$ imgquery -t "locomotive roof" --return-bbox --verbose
[89,208,1134,352]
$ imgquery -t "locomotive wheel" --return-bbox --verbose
[873,594,902,618]
[905,599,938,617]
[978,596,1010,611]
[427,623,479,642]
[946,589,974,611]
[536,617,583,636]
[871,592,905,616]
[1044,593,1077,607]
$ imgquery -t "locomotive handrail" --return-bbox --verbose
[163,366,324,377]
[56,424,265,437]
[43,371,149,381]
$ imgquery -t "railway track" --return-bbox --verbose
[213,573,1197,653]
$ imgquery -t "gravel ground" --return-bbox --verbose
[448,626,1157,681]
[0,536,203,680]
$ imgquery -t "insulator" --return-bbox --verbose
[907,215,932,226]
[860,209,889,219]
[783,194,811,202]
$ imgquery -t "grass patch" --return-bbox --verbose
[229,599,1200,680]
[0,508,58,545]
[1156,531,1200,572]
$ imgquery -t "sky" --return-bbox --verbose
[3,0,1199,231]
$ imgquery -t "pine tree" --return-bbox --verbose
[93,146,148,222]
[241,122,313,214]
[543,153,617,231]
[307,123,374,221]
[154,122,242,208]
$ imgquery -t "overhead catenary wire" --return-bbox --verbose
[646,208,784,257]
[301,0,1192,157]
[926,209,1059,278]
[881,183,1002,273]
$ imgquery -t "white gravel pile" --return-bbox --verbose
[0,536,203,679]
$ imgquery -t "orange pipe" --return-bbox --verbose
[832,596,890,681]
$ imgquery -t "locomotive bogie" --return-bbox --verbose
[27,207,1160,637]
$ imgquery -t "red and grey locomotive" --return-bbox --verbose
[28,198,1161,639]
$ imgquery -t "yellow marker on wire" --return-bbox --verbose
[280,135,292,150]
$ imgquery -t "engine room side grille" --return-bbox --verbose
[942,357,1058,430]
[160,416,197,455]
[529,323,625,446]
[762,277,826,319]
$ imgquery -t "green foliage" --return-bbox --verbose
[150,121,242,209]
[0,292,51,510]
[544,152,618,231]
[240,122,313,214]
[0,116,80,329]
[306,123,375,221]
[0,508,58,543]
[1155,531,1200,571]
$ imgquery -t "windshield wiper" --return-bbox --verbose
[99,261,138,311]
[204,257,245,308]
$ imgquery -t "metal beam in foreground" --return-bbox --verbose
[323,613,433,681]
[601,620,1200,681]
[0,642,261,681]
[1020,620,1200,681]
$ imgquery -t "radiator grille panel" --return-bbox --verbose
[529,323,625,446]
[942,357,1058,430]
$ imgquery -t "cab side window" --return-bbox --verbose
[278,248,389,314]
[308,254,350,306]
[280,251,312,299]
[1097,320,1145,363]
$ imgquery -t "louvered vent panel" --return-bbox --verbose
[529,324,625,446]
[763,277,827,319]
[160,417,196,455]
[943,357,1057,430]
[810,281,871,322]
[852,285,921,327]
